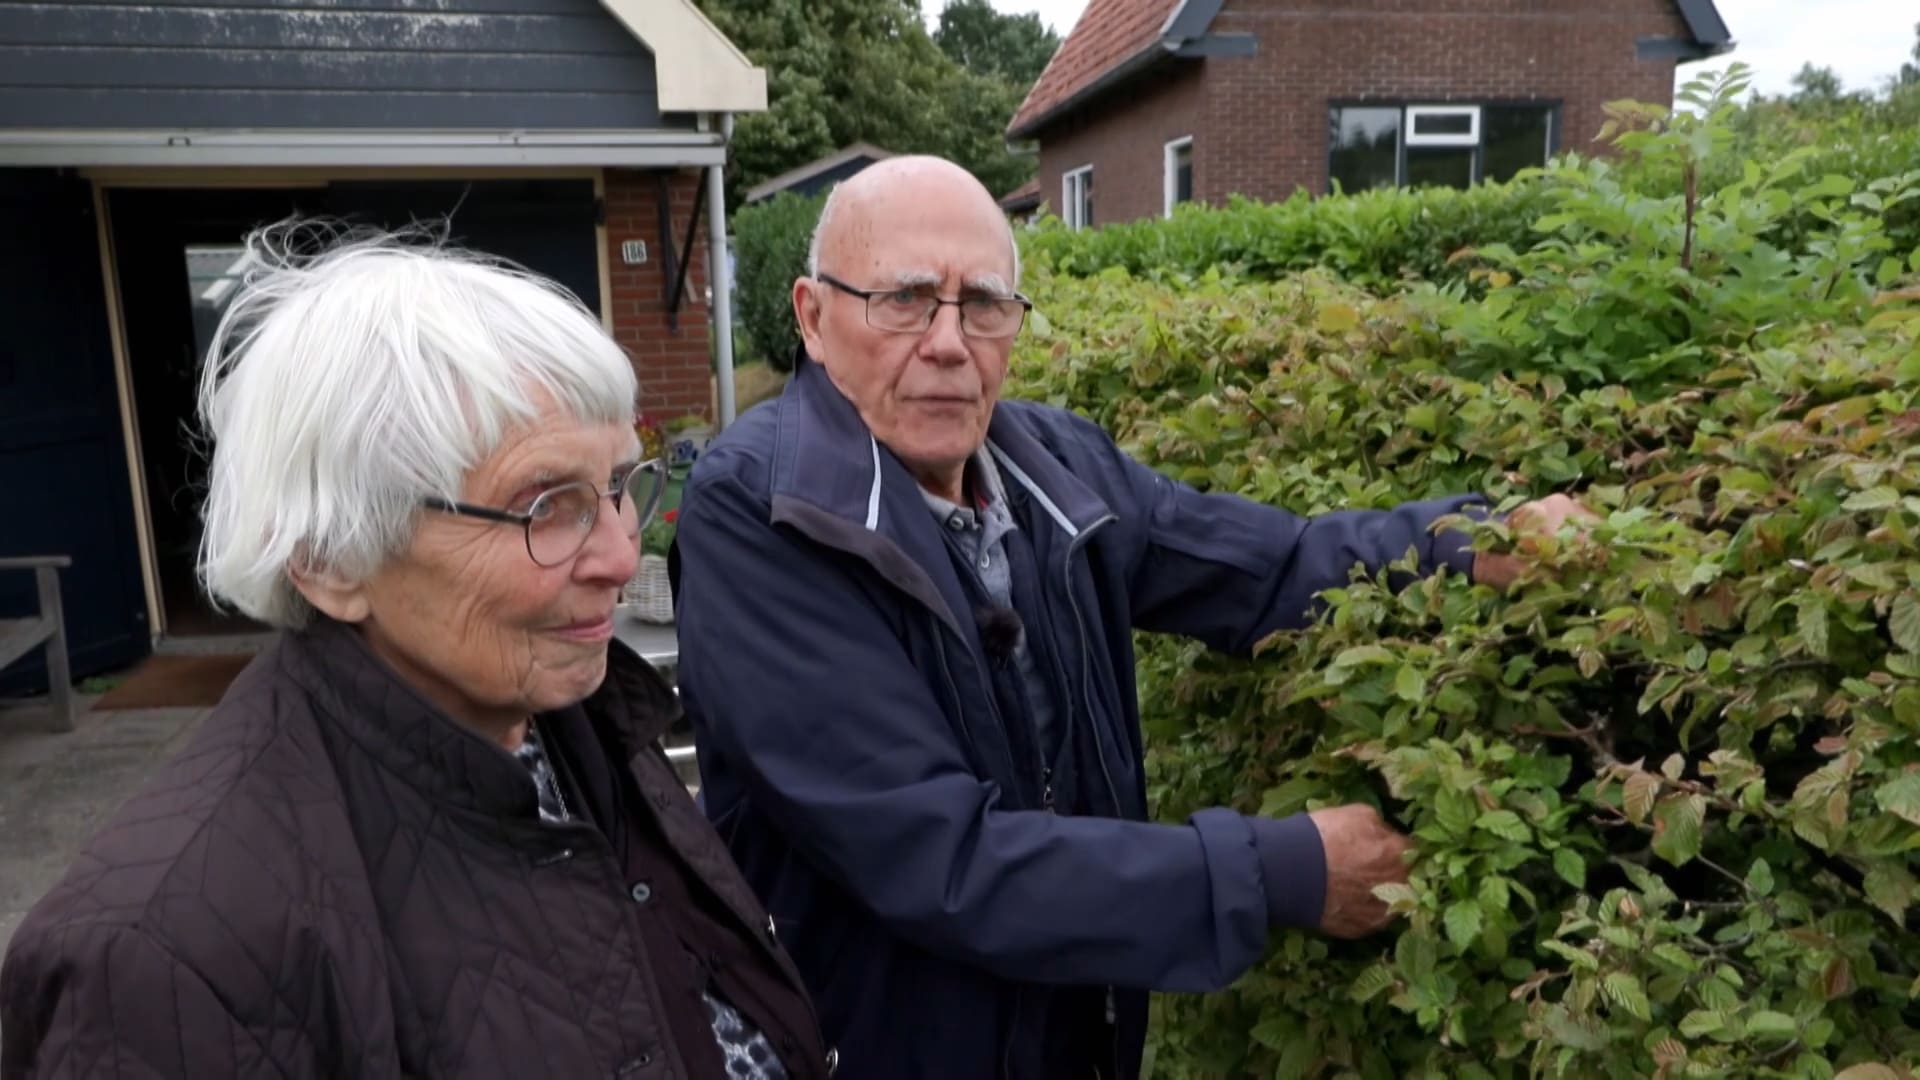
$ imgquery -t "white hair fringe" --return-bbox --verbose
[195,219,637,628]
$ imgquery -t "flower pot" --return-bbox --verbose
[622,553,674,624]
[668,425,711,468]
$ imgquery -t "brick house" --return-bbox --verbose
[0,0,762,680]
[1006,0,1734,226]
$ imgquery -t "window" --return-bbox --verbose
[1406,106,1480,146]
[1328,103,1555,192]
[1063,165,1093,229]
[1481,105,1556,184]
[1163,137,1193,217]
[1329,107,1401,193]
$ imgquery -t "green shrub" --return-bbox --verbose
[1719,82,1920,259]
[731,191,823,372]
[1018,75,1920,298]
[1009,67,1920,1078]
[1021,181,1554,293]
[732,360,790,413]
[1432,73,1919,391]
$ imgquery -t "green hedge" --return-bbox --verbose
[725,77,1918,381]
[1007,68,1920,1078]
[730,190,823,371]
[1022,182,1556,292]
[1021,79,1920,294]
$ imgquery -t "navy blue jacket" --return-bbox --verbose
[672,359,1484,1079]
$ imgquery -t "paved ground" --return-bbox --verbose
[0,697,210,952]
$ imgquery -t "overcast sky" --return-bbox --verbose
[977,0,1917,99]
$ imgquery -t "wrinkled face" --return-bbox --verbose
[795,180,1018,488]
[347,411,641,734]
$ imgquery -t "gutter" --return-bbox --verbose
[0,129,730,169]
[1671,0,1735,57]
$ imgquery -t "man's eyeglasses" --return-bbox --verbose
[421,459,668,567]
[816,273,1032,339]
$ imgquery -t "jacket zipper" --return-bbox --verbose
[1064,514,1124,1077]
[1062,515,1121,814]
[936,622,1041,808]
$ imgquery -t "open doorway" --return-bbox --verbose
[108,188,316,638]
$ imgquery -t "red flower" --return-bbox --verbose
[662,509,679,523]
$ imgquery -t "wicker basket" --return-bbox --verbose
[622,553,675,624]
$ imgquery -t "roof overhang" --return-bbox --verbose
[1008,0,1732,139]
[600,0,767,113]
[0,129,729,169]
[743,142,894,202]
[1008,45,1171,140]
[1669,0,1735,59]
[1006,0,1250,141]
[0,0,766,166]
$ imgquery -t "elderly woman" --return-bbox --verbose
[0,227,832,1080]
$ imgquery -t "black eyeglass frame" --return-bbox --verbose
[421,458,669,567]
[815,272,1034,339]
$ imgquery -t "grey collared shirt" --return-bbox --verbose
[920,448,1059,770]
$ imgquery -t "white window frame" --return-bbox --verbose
[1405,105,1481,147]
[1162,136,1193,218]
[1062,164,1093,229]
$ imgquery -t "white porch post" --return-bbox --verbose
[707,112,738,430]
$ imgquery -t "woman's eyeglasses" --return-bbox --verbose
[421,459,668,567]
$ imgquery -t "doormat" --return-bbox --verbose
[92,654,255,710]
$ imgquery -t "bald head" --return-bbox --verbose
[807,156,1020,289]
[790,155,1027,505]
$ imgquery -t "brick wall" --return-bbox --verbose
[1031,0,1692,224]
[1035,64,1206,226]
[603,167,713,421]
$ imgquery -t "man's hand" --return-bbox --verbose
[1471,493,1598,590]
[1306,804,1413,939]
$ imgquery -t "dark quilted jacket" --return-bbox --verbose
[0,619,832,1079]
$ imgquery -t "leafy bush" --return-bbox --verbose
[731,191,823,371]
[1009,68,1920,1078]
[1720,83,1920,258]
[1433,74,1919,390]
[1018,76,1920,296]
[732,361,791,414]
[1022,181,1554,293]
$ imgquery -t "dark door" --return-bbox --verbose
[104,179,602,637]
[324,179,602,310]
[0,171,150,693]
[107,187,316,637]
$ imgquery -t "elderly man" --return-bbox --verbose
[672,157,1584,1079]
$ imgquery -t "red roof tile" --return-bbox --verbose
[1007,0,1181,137]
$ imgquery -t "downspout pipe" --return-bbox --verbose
[707,112,738,430]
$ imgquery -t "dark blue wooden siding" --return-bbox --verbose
[0,0,684,130]
[0,171,150,692]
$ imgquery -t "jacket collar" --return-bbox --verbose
[771,352,1114,548]
[281,617,679,820]
[982,403,1115,541]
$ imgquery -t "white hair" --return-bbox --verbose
[196,221,637,629]
[806,178,1023,289]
